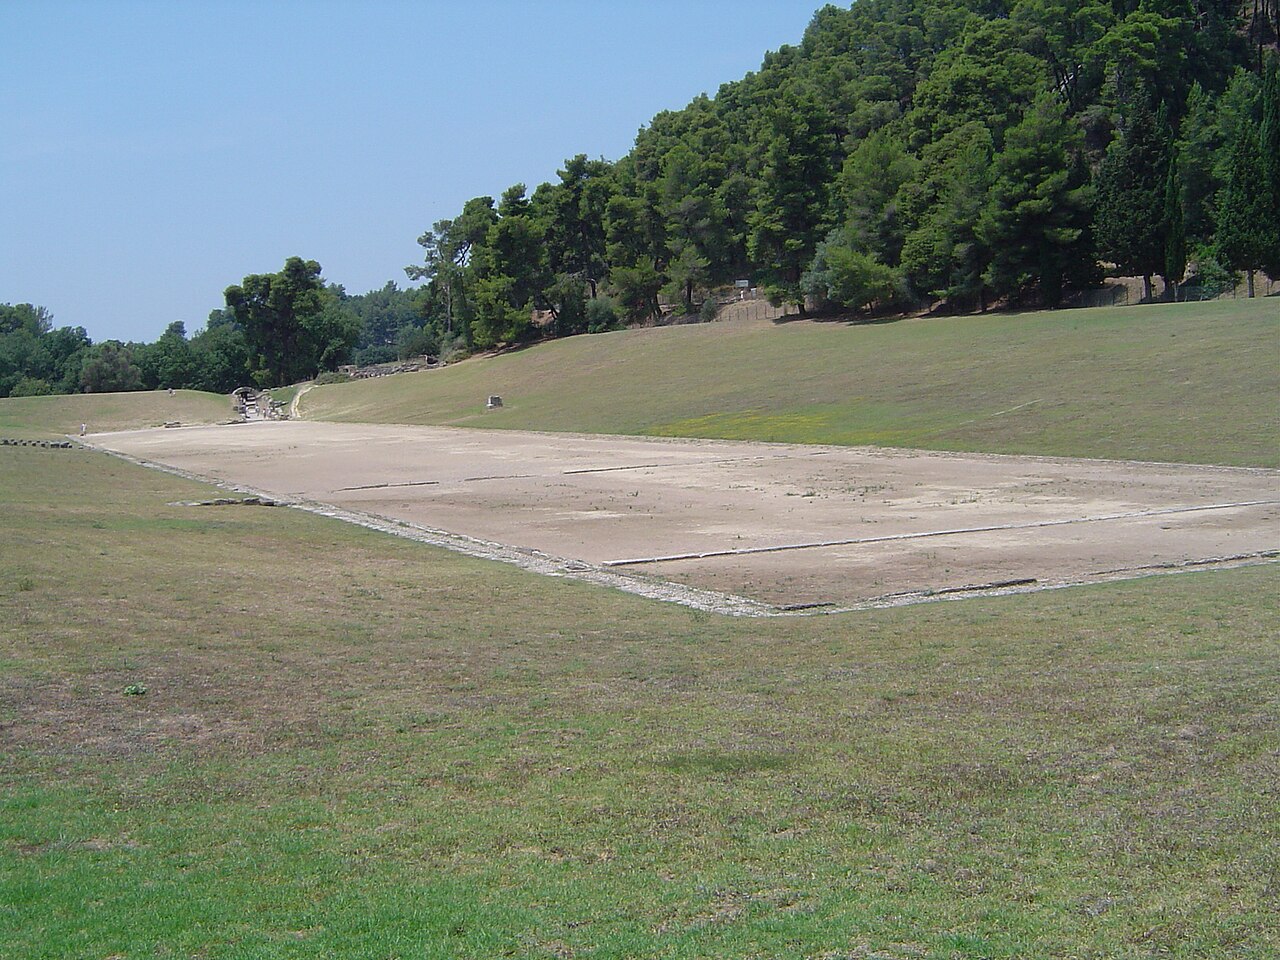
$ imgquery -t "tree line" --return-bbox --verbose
[407,1,1278,344]
[1,255,415,397]
[4,2,1277,399]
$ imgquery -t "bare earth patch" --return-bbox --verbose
[87,421,1279,614]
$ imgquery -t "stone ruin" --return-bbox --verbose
[337,355,441,380]
[231,386,288,421]
[1,438,74,448]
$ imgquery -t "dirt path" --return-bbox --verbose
[85,422,1279,615]
[289,383,313,420]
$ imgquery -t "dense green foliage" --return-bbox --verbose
[4,4,1277,397]
[223,257,361,387]
[0,259,365,398]
[0,304,90,398]
[404,2,1276,347]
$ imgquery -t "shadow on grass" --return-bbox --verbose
[769,308,906,327]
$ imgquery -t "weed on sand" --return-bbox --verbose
[2,446,1277,958]
[303,300,1280,467]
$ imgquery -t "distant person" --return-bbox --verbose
[79,423,86,437]
[168,387,175,397]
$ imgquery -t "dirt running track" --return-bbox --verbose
[89,422,1279,614]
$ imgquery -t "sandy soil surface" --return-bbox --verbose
[89,421,1279,612]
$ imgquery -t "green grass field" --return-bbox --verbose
[0,389,230,439]
[2,301,1278,958]
[304,300,1280,466]
[1,444,1276,959]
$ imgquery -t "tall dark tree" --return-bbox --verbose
[978,93,1094,306]
[224,257,356,386]
[148,321,197,389]
[1,304,92,397]
[1093,96,1170,299]
[603,190,665,321]
[1260,52,1280,280]
[898,123,995,309]
[189,320,250,393]
[657,144,724,308]
[1162,154,1187,297]
[469,185,549,348]
[80,342,142,393]
[835,128,917,268]
[307,294,362,373]
[0,304,50,397]
[1216,121,1271,296]
[1177,82,1221,244]
[406,197,497,340]
[33,324,91,394]
[747,90,838,306]
[539,155,614,297]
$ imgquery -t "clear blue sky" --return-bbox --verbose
[1,0,823,343]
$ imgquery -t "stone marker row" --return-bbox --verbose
[0,438,75,448]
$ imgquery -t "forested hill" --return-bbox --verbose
[408,0,1279,348]
[4,2,1278,399]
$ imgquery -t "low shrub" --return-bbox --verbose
[313,372,353,386]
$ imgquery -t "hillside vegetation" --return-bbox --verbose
[9,4,1279,398]
[303,299,1280,467]
[399,2,1279,352]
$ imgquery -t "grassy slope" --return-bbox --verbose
[304,300,1280,466]
[1,446,1276,959]
[0,389,230,439]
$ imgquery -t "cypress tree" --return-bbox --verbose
[1162,154,1187,299]
[1260,52,1280,281]
[1217,122,1270,297]
[1177,82,1220,245]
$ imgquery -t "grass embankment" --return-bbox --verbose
[2,424,1278,957]
[269,384,301,409]
[304,299,1280,466]
[0,389,230,439]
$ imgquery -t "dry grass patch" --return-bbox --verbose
[303,300,1280,467]
[2,447,1277,958]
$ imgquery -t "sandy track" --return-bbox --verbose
[88,421,1279,614]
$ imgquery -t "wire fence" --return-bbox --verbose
[707,274,1277,320]
[714,296,803,324]
[1068,273,1278,308]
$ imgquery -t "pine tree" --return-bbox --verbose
[978,93,1093,307]
[899,123,994,309]
[1093,97,1170,300]
[747,91,837,307]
